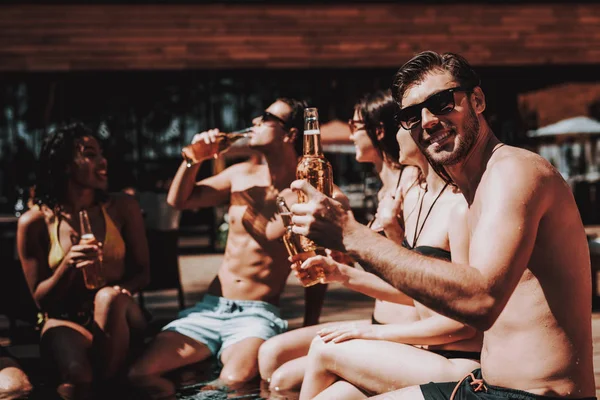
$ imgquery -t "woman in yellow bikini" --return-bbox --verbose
[17,123,149,398]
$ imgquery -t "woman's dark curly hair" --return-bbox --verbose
[354,90,402,169]
[34,122,106,211]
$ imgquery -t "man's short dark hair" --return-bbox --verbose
[277,97,308,155]
[392,51,481,107]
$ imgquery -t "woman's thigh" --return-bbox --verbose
[260,319,370,367]
[40,319,94,380]
[315,339,479,395]
[94,288,146,331]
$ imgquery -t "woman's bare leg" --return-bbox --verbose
[93,287,147,379]
[41,319,94,399]
[128,331,213,379]
[269,356,307,392]
[313,380,368,400]
[258,319,369,385]
[300,338,480,400]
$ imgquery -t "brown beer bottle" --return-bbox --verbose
[181,128,253,167]
[296,107,333,252]
[276,196,323,287]
[79,210,106,290]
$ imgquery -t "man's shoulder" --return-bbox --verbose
[487,146,559,186]
[481,146,566,208]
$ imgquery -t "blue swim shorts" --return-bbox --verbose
[162,294,288,360]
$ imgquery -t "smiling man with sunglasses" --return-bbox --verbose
[129,98,329,390]
[288,51,595,400]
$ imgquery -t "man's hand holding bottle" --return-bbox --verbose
[182,128,253,166]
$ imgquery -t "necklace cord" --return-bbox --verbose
[412,182,450,248]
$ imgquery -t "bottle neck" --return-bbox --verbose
[303,121,324,157]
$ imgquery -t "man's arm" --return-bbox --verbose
[167,130,240,210]
[346,163,546,330]
[291,161,550,331]
[297,254,414,305]
[167,160,249,210]
[303,283,327,327]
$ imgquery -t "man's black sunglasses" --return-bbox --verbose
[396,86,472,130]
[261,111,289,129]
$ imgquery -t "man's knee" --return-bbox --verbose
[220,362,259,386]
[128,356,164,380]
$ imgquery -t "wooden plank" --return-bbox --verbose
[0,3,599,71]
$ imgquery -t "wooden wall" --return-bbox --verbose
[0,3,599,71]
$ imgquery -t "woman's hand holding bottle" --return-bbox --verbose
[290,251,349,284]
[63,241,103,271]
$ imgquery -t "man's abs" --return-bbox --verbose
[481,273,595,397]
[207,239,291,303]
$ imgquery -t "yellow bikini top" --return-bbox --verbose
[48,205,126,269]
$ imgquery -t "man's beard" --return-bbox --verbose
[424,104,479,166]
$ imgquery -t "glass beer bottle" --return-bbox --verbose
[276,196,323,287]
[181,128,253,167]
[296,107,333,252]
[79,210,106,290]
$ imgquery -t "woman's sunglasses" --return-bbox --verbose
[348,119,366,133]
[396,86,471,130]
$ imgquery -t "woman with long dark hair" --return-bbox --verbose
[258,90,421,393]
[296,124,482,400]
[17,123,149,398]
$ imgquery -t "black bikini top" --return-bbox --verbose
[401,238,451,261]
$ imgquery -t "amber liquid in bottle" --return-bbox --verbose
[295,108,332,285]
[276,197,323,287]
[79,210,106,290]
[181,128,253,167]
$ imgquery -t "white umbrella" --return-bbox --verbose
[527,116,600,138]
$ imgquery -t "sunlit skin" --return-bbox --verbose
[289,69,595,398]
[258,106,421,393]
[128,100,327,389]
[0,356,32,399]
[349,110,380,165]
[295,126,482,400]
[70,137,109,192]
[18,134,149,398]
[350,110,420,326]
